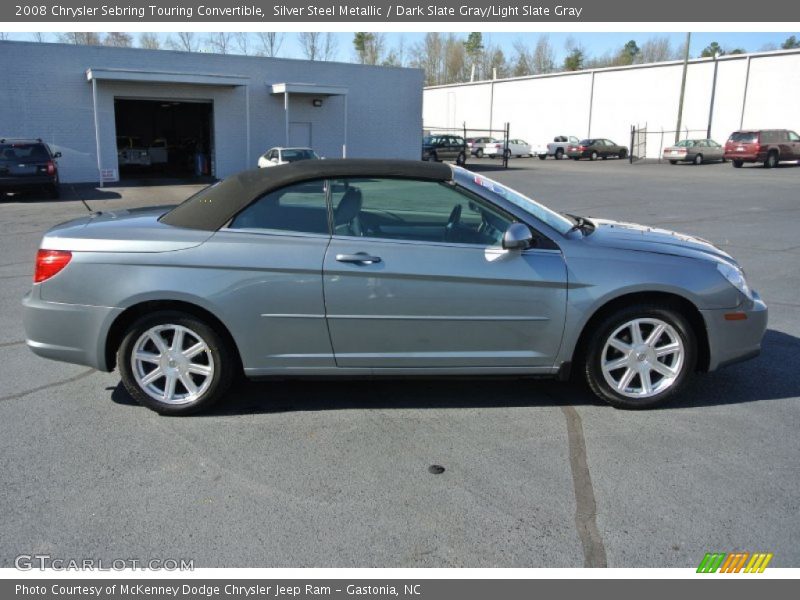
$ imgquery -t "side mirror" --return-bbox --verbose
[53,151,62,158]
[502,223,534,250]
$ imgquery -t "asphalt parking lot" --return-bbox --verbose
[1,158,798,568]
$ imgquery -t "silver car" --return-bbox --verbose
[663,139,726,165]
[23,160,767,415]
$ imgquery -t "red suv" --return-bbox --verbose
[724,129,800,168]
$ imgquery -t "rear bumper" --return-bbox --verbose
[22,288,121,371]
[701,292,768,371]
[723,152,763,163]
[0,175,57,189]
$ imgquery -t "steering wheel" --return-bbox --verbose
[444,204,462,241]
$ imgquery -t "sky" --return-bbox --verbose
[5,31,798,63]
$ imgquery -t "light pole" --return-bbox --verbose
[675,32,691,143]
[706,52,720,139]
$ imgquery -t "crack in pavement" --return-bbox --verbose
[561,405,607,568]
[0,368,95,402]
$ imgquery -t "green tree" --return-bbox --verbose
[700,41,724,57]
[563,38,584,71]
[353,32,384,65]
[618,39,640,65]
[781,35,800,49]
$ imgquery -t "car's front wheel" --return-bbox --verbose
[538,154,547,160]
[584,305,696,409]
[118,311,235,415]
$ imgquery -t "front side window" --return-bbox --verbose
[787,131,799,142]
[329,178,512,246]
[228,179,329,234]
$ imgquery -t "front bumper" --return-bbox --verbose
[701,291,768,371]
[22,288,122,371]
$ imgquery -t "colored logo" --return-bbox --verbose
[697,552,773,573]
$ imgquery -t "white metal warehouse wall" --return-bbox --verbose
[423,49,800,158]
[0,40,424,183]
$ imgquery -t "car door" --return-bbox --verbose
[205,179,335,372]
[787,131,800,159]
[322,177,568,369]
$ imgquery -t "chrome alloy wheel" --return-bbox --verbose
[600,318,684,399]
[131,324,215,405]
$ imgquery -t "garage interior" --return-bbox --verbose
[114,98,214,180]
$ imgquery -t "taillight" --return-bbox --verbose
[46,161,56,175]
[34,250,72,283]
[578,145,587,151]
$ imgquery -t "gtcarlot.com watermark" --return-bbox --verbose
[15,554,194,571]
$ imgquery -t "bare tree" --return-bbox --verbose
[31,32,48,42]
[58,32,102,45]
[383,35,406,67]
[0,32,10,41]
[104,32,133,47]
[207,32,233,55]
[256,32,284,57]
[235,32,251,55]
[168,32,199,52]
[297,32,337,61]
[512,40,533,77]
[444,34,468,82]
[411,32,445,86]
[480,44,508,80]
[532,35,556,74]
[138,33,160,50]
[637,36,676,64]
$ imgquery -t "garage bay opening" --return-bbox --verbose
[114,98,214,181]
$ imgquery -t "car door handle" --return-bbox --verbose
[335,253,382,264]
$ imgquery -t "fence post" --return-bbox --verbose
[629,125,634,164]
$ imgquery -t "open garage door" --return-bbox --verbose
[114,98,213,180]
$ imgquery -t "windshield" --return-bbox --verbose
[453,167,574,235]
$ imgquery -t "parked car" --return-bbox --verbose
[422,135,467,165]
[466,137,497,158]
[663,139,726,165]
[258,147,320,168]
[545,136,581,160]
[487,139,533,159]
[117,136,151,167]
[724,129,800,168]
[0,138,61,198]
[22,159,766,415]
[568,139,628,161]
[148,138,169,165]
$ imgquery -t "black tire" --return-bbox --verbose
[117,310,235,416]
[619,149,628,159]
[732,160,743,168]
[763,151,779,169]
[572,157,580,161]
[475,148,484,158]
[46,184,60,199]
[693,154,703,165]
[456,151,466,166]
[583,304,697,410]
[538,154,547,160]
[669,160,678,165]
[503,149,511,159]
[602,156,608,160]
[590,151,598,161]
[721,157,727,163]
[555,148,564,160]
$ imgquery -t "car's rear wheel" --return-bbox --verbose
[475,148,484,158]
[732,160,743,168]
[669,160,678,165]
[118,311,234,416]
[584,305,696,409]
[694,154,704,165]
[619,149,628,159]
[46,184,60,199]
[555,148,564,160]
[538,154,547,160]
[764,151,779,169]
[456,151,467,166]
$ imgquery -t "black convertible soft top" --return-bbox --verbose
[160,159,454,231]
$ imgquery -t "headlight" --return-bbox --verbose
[717,262,752,300]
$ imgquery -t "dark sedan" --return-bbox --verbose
[567,139,628,161]
[0,138,61,198]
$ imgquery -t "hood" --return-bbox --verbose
[585,218,735,264]
[41,205,214,253]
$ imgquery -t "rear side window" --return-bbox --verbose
[228,180,329,235]
[729,132,758,143]
[0,143,50,161]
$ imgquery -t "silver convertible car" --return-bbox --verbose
[23,160,767,415]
